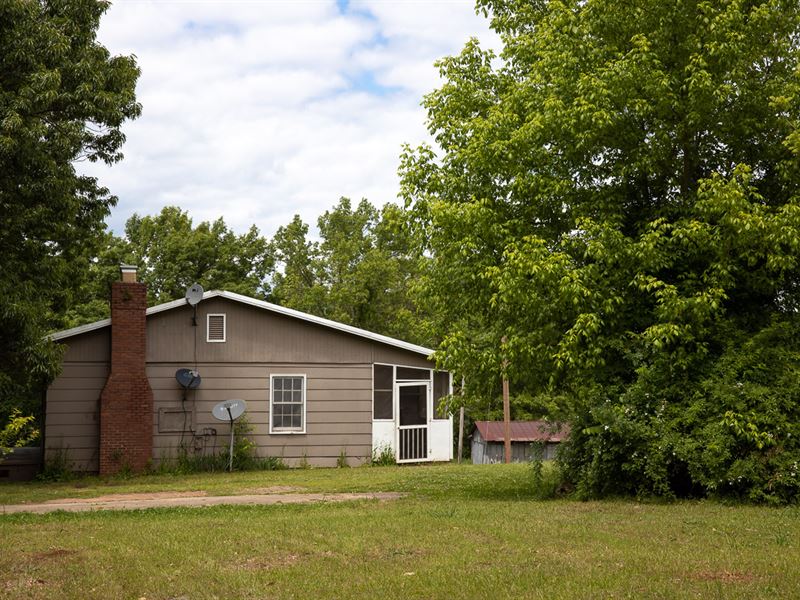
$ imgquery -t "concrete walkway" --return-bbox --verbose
[0,491,404,515]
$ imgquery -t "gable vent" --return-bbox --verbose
[207,314,226,342]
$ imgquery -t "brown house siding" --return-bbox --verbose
[47,295,436,471]
[45,328,110,472]
[373,345,433,369]
[149,362,373,467]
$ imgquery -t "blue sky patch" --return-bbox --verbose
[183,20,240,38]
[336,0,378,22]
[348,69,402,96]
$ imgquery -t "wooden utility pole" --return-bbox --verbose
[501,336,511,464]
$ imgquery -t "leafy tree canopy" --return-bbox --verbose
[272,198,432,345]
[0,0,140,422]
[400,0,800,502]
[124,207,274,304]
[65,206,274,326]
[67,200,430,349]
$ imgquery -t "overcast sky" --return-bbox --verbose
[84,0,499,237]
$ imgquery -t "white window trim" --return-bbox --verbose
[269,374,307,434]
[206,313,226,343]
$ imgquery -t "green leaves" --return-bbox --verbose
[0,409,40,458]
[1,0,139,424]
[124,207,274,304]
[401,0,800,501]
[63,207,275,326]
[272,199,432,345]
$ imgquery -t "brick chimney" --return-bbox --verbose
[99,265,153,475]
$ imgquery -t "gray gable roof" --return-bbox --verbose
[50,290,434,357]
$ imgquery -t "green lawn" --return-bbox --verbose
[1,463,798,599]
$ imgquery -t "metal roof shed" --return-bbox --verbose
[470,420,569,464]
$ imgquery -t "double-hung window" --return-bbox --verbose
[270,375,306,434]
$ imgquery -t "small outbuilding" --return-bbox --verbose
[471,420,569,464]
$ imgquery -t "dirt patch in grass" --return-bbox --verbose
[4,577,48,591]
[240,486,307,495]
[237,548,338,571]
[2,491,404,514]
[44,491,208,504]
[36,488,306,506]
[31,548,78,562]
[690,570,757,583]
[367,546,429,560]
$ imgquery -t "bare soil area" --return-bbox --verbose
[0,491,403,514]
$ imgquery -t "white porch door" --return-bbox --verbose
[395,381,431,463]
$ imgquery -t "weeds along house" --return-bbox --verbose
[45,266,452,474]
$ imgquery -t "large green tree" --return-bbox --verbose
[65,207,274,326]
[272,199,432,345]
[123,207,273,304]
[0,0,140,422]
[401,0,800,502]
[270,214,326,317]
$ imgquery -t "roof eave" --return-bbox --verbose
[216,291,435,356]
[49,319,112,341]
[48,290,435,357]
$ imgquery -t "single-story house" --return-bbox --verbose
[44,265,452,474]
[471,420,569,464]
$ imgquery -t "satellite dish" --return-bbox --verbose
[212,399,247,422]
[185,283,204,307]
[212,399,247,472]
[175,368,201,389]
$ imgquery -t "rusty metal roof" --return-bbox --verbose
[473,420,569,443]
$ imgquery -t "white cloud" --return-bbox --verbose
[84,0,500,237]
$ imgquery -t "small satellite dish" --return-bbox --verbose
[213,399,247,422]
[185,283,204,307]
[175,368,201,389]
[212,399,247,472]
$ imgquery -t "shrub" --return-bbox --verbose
[0,410,39,457]
[370,445,397,466]
[298,452,311,469]
[223,417,257,471]
[37,447,74,482]
[528,442,562,499]
[336,448,349,468]
[560,319,800,504]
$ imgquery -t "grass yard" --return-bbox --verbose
[1,464,798,599]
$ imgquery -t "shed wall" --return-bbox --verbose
[471,430,486,465]
[471,437,560,464]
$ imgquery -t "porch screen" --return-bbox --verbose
[373,364,393,419]
[396,366,430,381]
[433,371,450,419]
